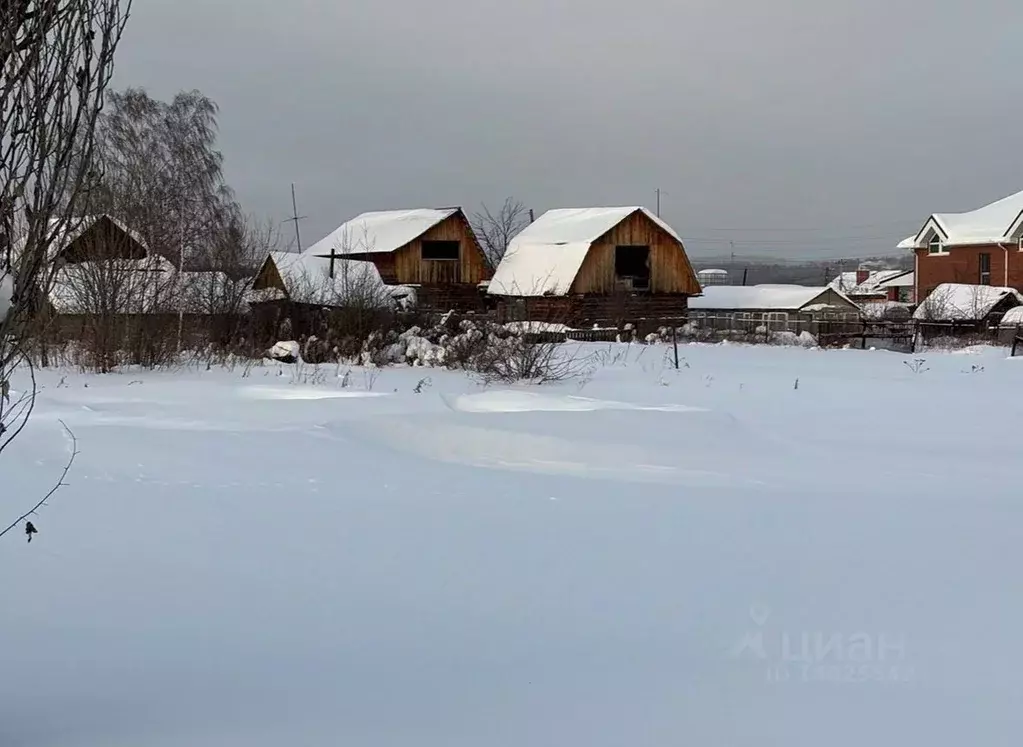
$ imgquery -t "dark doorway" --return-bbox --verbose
[614,245,650,290]
[422,240,460,261]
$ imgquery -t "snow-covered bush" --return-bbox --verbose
[771,330,818,348]
[267,340,300,363]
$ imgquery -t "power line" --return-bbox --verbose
[681,219,919,233]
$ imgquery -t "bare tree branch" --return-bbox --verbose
[0,418,77,541]
[470,197,530,269]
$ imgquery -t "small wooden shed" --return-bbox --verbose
[307,207,491,312]
[486,206,701,328]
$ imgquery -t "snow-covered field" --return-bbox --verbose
[4,342,1023,746]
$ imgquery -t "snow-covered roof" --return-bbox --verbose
[697,268,728,276]
[47,256,174,314]
[828,269,909,294]
[999,306,1023,326]
[913,283,1023,321]
[876,271,914,289]
[488,206,685,296]
[257,250,405,308]
[689,284,857,311]
[898,189,1023,249]
[10,214,148,268]
[304,208,459,258]
[860,301,913,320]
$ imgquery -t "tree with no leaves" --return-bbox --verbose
[0,0,133,541]
[470,197,531,270]
[88,87,237,269]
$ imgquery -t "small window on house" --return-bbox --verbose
[421,240,460,261]
[979,252,991,285]
[614,245,651,290]
[928,236,945,255]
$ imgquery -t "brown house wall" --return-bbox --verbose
[377,212,490,287]
[251,257,285,292]
[916,244,1023,301]
[569,210,700,295]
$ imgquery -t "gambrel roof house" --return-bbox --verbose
[488,206,699,297]
[305,207,490,311]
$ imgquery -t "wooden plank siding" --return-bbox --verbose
[251,257,286,293]
[362,211,491,287]
[569,210,700,295]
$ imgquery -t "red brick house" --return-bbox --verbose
[898,189,1023,303]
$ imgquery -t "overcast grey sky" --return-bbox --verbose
[113,0,1023,260]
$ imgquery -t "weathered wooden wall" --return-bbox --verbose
[375,212,491,286]
[570,210,700,295]
[61,216,148,263]
[251,257,285,292]
[497,292,690,330]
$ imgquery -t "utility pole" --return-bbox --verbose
[284,183,306,253]
[655,188,661,217]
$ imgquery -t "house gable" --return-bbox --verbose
[368,210,490,286]
[570,209,700,295]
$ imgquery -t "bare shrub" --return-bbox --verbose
[470,336,586,384]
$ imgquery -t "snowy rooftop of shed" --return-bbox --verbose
[897,189,1023,249]
[305,208,459,258]
[488,207,682,297]
[913,283,1023,321]
[829,269,909,294]
[689,284,853,311]
[259,250,408,307]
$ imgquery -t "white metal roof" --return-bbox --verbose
[898,189,1023,249]
[689,284,856,311]
[829,269,909,294]
[488,206,683,297]
[304,208,459,258]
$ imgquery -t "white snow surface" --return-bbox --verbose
[913,282,1023,320]
[898,188,1023,248]
[6,343,1023,745]
[0,271,12,319]
[303,208,459,258]
[488,206,683,296]
[690,284,854,310]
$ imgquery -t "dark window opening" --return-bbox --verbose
[979,253,991,285]
[422,240,460,261]
[614,245,651,290]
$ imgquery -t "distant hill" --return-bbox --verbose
[691,255,913,286]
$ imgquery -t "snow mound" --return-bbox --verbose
[447,390,707,414]
[238,386,390,401]
[267,340,300,363]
